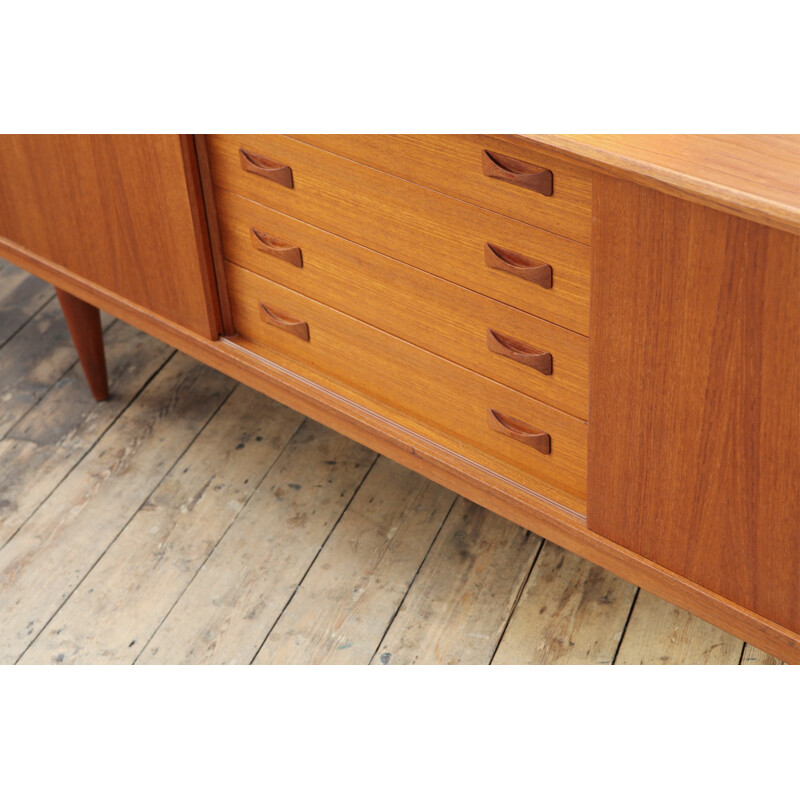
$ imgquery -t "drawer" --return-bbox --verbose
[217,189,589,419]
[208,135,591,335]
[225,262,588,508]
[290,134,592,245]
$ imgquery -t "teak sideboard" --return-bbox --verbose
[0,134,797,664]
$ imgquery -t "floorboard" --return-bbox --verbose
[0,265,54,348]
[0,261,785,665]
[0,320,173,548]
[0,293,115,439]
[614,591,744,665]
[0,354,235,663]
[740,644,784,665]
[492,541,638,664]
[254,456,455,665]
[19,386,303,665]
[137,420,376,665]
[371,497,543,665]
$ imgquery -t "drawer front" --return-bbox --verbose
[217,189,589,419]
[208,135,591,335]
[290,134,592,245]
[226,262,588,508]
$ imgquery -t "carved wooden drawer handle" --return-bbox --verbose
[239,148,294,188]
[488,409,551,454]
[258,301,309,341]
[484,243,553,288]
[250,228,303,268]
[487,329,553,374]
[482,150,553,196]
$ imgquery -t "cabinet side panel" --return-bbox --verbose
[588,174,800,633]
[0,135,220,338]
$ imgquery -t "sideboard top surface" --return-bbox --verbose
[523,134,800,235]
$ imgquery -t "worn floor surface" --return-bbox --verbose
[0,262,784,664]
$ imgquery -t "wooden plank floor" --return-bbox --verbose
[0,262,785,665]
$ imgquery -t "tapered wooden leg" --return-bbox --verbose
[55,288,109,401]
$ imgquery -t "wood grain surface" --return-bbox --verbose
[253,456,456,664]
[371,496,542,665]
[137,421,376,664]
[0,262,789,665]
[207,134,591,335]
[0,297,114,439]
[7,236,799,661]
[492,541,638,664]
[0,320,173,549]
[740,644,784,665]
[589,174,800,634]
[226,263,589,508]
[291,134,592,244]
[615,591,743,665]
[194,135,236,336]
[20,385,304,664]
[55,289,109,401]
[216,189,589,418]
[527,134,800,235]
[0,353,235,663]
[0,135,221,338]
[0,260,54,347]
